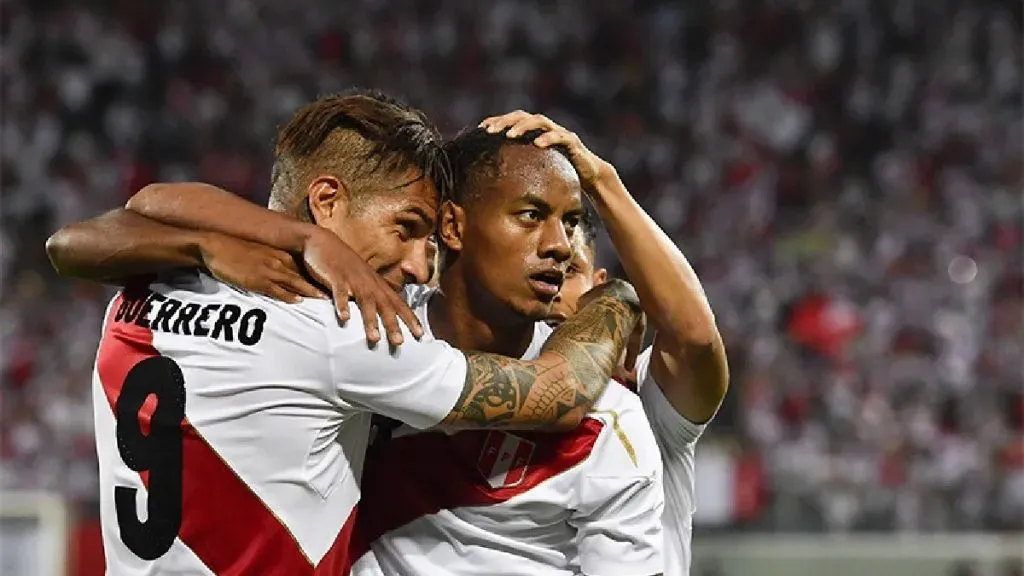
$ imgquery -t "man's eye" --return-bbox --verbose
[520,210,542,221]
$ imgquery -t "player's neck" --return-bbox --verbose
[430,275,535,358]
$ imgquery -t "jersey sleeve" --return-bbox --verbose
[634,347,708,448]
[327,303,466,430]
[570,424,665,576]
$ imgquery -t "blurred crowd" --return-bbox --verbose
[2,0,1021,532]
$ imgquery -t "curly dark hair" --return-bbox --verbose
[578,200,601,253]
[443,126,572,207]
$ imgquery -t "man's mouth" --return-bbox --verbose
[527,269,565,298]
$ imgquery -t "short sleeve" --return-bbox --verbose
[634,347,707,447]
[327,304,466,430]
[571,472,665,576]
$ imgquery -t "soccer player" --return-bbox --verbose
[350,126,668,575]
[53,125,668,575]
[45,94,644,575]
[486,111,729,576]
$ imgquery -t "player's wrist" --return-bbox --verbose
[280,220,326,254]
[297,223,341,254]
[193,230,227,267]
[585,165,627,203]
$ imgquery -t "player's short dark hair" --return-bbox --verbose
[579,201,601,254]
[444,126,571,207]
[270,88,451,219]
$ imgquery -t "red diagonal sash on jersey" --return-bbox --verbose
[350,419,603,560]
[96,289,356,575]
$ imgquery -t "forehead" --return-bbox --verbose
[486,145,582,207]
[382,170,440,215]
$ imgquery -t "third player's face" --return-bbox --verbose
[335,175,439,291]
[547,239,607,327]
[461,146,584,321]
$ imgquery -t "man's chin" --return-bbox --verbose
[511,298,556,324]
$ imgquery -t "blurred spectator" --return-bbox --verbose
[1,0,1021,533]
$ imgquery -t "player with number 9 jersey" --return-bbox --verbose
[93,273,472,575]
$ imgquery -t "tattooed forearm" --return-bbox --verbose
[442,279,642,430]
[444,355,541,428]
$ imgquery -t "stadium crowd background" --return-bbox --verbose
[1,0,1021,557]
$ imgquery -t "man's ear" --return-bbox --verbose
[593,267,608,285]
[437,200,465,253]
[306,176,348,225]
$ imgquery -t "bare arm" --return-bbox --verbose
[46,180,322,284]
[126,182,318,252]
[90,182,421,343]
[587,172,728,424]
[478,110,728,424]
[441,279,643,430]
[46,208,326,302]
[46,209,207,283]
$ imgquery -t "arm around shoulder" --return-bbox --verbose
[127,182,317,253]
[332,280,644,433]
[46,209,207,283]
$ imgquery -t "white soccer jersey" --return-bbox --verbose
[631,346,709,576]
[91,272,466,575]
[350,287,665,576]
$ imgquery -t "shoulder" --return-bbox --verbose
[518,321,553,360]
[585,384,663,480]
[154,269,339,323]
[124,271,336,353]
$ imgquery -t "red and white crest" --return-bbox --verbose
[476,431,535,489]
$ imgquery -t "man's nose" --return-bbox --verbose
[539,220,572,264]
[400,239,432,286]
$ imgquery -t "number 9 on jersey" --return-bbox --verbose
[114,356,187,560]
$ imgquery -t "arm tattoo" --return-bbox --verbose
[443,279,642,429]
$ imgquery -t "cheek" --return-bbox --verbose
[467,231,530,271]
[354,228,403,272]
[475,213,537,247]
[559,282,585,307]
[380,236,412,269]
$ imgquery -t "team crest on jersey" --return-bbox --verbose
[476,431,535,489]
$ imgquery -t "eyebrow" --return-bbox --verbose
[517,193,584,216]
